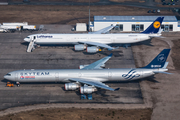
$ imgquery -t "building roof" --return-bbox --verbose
[94,16,177,22]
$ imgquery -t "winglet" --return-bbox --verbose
[114,88,120,91]
[108,53,113,57]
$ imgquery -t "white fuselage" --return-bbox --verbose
[24,33,153,45]
[4,68,167,83]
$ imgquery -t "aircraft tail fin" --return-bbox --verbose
[141,17,164,34]
[143,49,170,69]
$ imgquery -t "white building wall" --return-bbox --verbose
[178,27,180,31]
[124,23,131,31]
[93,21,179,32]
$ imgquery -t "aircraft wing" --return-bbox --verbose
[88,24,116,34]
[79,41,115,50]
[69,78,119,91]
[82,53,112,70]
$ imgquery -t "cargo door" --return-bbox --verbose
[15,72,18,81]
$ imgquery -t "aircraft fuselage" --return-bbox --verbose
[4,68,161,83]
[24,33,153,45]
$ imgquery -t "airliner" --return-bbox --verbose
[4,49,171,94]
[24,17,164,53]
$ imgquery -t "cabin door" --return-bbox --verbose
[55,72,59,82]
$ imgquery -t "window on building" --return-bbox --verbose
[113,24,123,31]
[140,25,144,31]
[132,25,135,31]
[132,24,144,32]
[161,25,164,31]
[161,24,173,32]
[169,25,173,31]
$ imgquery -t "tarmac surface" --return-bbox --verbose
[0,25,143,110]
[6,0,180,10]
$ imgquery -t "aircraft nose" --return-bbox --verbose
[4,75,8,80]
[4,73,13,81]
[24,38,30,42]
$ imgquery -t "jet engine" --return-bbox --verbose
[74,44,86,51]
[80,86,97,94]
[86,46,100,53]
[64,83,80,90]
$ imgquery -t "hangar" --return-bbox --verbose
[90,16,180,32]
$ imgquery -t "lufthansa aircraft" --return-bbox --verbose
[24,17,164,53]
[4,49,171,94]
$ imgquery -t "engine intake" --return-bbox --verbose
[64,83,80,90]
[86,46,99,53]
[80,86,97,94]
[74,44,86,51]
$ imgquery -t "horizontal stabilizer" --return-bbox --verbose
[163,62,169,69]
[153,71,172,74]
[149,36,165,38]
[114,88,120,91]
[158,28,163,34]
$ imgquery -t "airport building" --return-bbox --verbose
[90,16,180,32]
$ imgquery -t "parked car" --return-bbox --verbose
[157,9,161,13]
[162,2,167,5]
[148,10,152,13]
[152,10,156,13]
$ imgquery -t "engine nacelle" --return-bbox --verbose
[80,86,97,94]
[79,64,89,69]
[86,46,99,53]
[64,83,80,90]
[74,44,86,51]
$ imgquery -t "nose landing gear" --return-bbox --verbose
[16,82,20,87]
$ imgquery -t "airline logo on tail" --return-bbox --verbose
[153,21,161,29]
[150,54,166,68]
[157,54,166,63]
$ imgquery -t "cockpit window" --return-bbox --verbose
[26,37,30,39]
[6,74,11,76]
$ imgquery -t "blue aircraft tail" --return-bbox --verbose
[143,49,170,69]
[141,17,164,34]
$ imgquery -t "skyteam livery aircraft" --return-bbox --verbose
[24,17,164,53]
[4,49,171,94]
